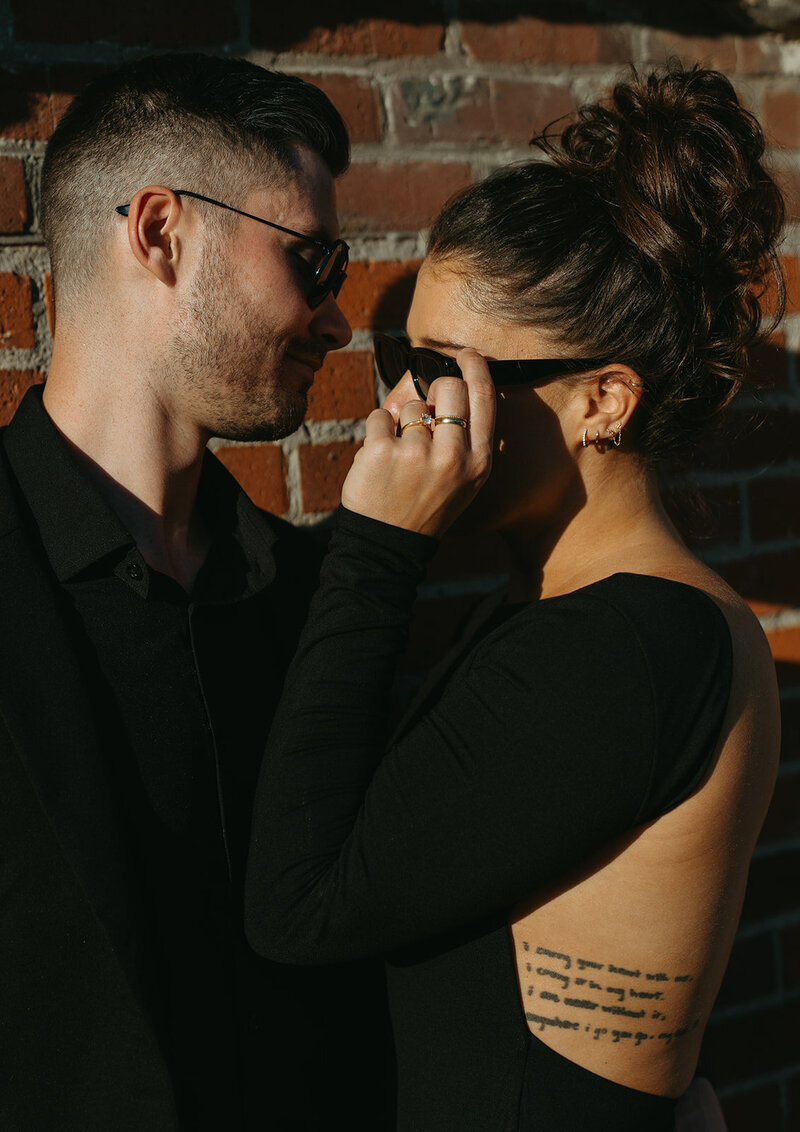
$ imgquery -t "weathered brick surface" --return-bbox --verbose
[750,480,800,542]
[0,370,43,426]
[759,770,800,842]
[294,73,382,145]
[1,9,800,1118]
[298,440,360,513]
[0,64,104,140]
[703,998,800,1084]
[713,931,778,1010]
[212,444,288,515]
[337,259,421,332]
[11,0,240,47]
[762,88,800,148]
[741,848,800,925]
[392,78,575,146]
[251,3,446,56]
[0,158,28,234]
[459,15,631,65]
[721,1083,785,1132]
[306,350,376,421]
[338,162,472,234]
[0,275,34,350]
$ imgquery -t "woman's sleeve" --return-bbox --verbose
[245,509,661,964]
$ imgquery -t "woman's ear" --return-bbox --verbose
[122,185,183,286]
[579,365,643,450]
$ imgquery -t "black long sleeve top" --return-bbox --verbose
[246,509,733,1131]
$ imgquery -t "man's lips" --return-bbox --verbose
[287,352,325,376]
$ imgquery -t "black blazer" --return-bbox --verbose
[0,429,396,1132]
[0,433,182,1130]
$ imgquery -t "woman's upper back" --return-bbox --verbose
[508,562,779,1098]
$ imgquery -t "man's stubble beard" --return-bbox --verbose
[168,239,311,442]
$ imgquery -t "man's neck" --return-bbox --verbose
[43,345,212,590]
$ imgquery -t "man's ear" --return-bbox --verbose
[579,365,643,448]
[122,186,183,286]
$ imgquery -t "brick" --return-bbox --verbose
[759,771,800,843]
[337,259,421,332]
[212,445,288,515]
[0,274,34,350]
[0,370,43,426]
[663,484,742,548]
[11,0,240,47]
[459,14,631,65]
[775,172,800,229]
[720,549,800,607]
[0,66,55,141]
[0,65,107,141]
[392,77,575,146]
[43,273,54,337]
[702,998,800,1084]
[788,1075,800,1132]
[0,158,28,234]
[740,848,800,926]
[713,931,778,1011]
[292,73,381,145]
[735,35,781,75]
[298,440,360,513]
[720,1082,784,1132]
[763,89,800,148]
[785,922,800,990]
[644,30,738,71]
[749,335,788,391]
[306,350,376,421]
[251,2,446,56]
[780,700,800,766]
[750,479,800,543]
[702,409,799,473]
[337,162,472,234]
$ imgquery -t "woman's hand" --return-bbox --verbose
[341,349,496,537]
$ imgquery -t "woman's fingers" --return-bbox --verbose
[364,407,399,441]
[342,348,496,536]
[455,349,495,475]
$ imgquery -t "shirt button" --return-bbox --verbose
[127,562,144,581]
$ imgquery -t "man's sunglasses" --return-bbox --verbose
[373,333,608,400]
[115,189,349,310]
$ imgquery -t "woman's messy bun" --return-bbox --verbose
[427,63,784,465]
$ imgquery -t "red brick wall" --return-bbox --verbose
[0,5,798,1125]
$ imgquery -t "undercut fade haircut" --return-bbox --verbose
[41,53,350,308]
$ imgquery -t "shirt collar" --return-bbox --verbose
[4,386,279,599]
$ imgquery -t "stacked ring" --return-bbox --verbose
[400,412,435,434]
[433,416,468,428]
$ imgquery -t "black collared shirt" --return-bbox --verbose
[4,388,328,1129]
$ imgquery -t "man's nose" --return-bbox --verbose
[313,292,352,350]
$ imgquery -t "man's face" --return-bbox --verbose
[169,147,351,442]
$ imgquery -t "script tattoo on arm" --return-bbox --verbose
[520,942,699,1048]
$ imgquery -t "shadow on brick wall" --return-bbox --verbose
[247,0,773,53]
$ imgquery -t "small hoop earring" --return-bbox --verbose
[593,430,603,451]
[581,428,589,448]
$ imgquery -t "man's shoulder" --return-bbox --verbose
[257,509,328,583]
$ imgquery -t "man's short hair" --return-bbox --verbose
[41,53,350,306]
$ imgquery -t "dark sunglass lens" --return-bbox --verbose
[374,335,408,386]
[307,245,349,308]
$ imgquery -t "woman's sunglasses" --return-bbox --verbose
[373,333,608,400]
